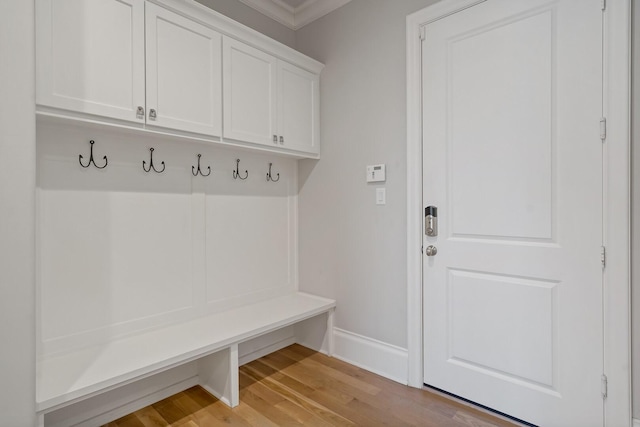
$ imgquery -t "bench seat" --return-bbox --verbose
[36,292,336,415]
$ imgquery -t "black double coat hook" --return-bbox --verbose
[79,140,107,169]
[192,154,211,177]
[143,148,165,173]
[233,159,248,180]
[266,162,280,182]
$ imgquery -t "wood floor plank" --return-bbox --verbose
[283,346,517,427]
[241,366,354,426]
[133,406,171,427]
[239,371,292,412]
[183,386,217,408]
[172,391,208,415]
[304,388,385,426]
[244,359,317,397]
[238,386,303,425]
[257,353,379,405]
[278,348,381,395]
[112,413,146,427]
[201,400,252,427]
[152,397,190,425]
[231,399,282,427]
[105,344,518,427]
[274,399,335,427]
[171,421,199,427]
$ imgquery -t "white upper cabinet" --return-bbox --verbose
[36,0,146,123]
[222,37,277,146]
[278,61,320,155]
[145,3,222,136]
[223,37,320,155]
[36,0,323,157]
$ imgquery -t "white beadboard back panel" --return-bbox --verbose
[36,120,297,356]
[205,192,293,307]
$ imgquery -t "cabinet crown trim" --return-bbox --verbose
[151,0,324,74]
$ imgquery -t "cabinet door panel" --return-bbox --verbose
[36,0,145,123]
[145,3,222,136]
[223,37,277,146]
[278,61,319,154]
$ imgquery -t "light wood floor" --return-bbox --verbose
[104,344,518,427]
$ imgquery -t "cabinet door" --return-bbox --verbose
[222,37,277,146]
[36,0,145,123]
[277,61,320,155]
[145,3,222,136]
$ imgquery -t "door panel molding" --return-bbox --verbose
[405,0,631,425]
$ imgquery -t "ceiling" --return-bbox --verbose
[237,0,352,30]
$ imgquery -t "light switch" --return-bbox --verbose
[367,164,386,182]
[376,188,386,205]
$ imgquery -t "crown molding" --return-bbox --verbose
[294,0,351,29]
[237,0,351,30]
[270,0,297,13]
[236,0,294,28]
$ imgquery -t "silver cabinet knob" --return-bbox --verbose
[149,109,157,120]
[425,245,438,256]
[136,106,144,118]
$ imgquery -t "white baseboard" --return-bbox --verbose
[332,328,408,385]
[633,418,640,427]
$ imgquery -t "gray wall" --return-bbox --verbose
[295,0,437,348]
[6,0,633,423]
[0,1,36,426]
[200,0,437,350]
[195,0,296,48]
[633,0,639,418]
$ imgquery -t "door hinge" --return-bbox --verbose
[601,246,606,268]
[419,25,426,41]
[600,117,606,141]
[601,0,606,11]
[601,374,608,399]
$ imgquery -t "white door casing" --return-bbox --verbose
[408,1,628,425]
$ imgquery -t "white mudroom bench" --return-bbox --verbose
[36,292,335,425]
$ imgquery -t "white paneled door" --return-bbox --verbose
[422,1,603,426]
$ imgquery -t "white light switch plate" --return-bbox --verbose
[367,164,386,182]
[376,188,386,205]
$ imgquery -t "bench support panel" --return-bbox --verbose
[197,344,239,407]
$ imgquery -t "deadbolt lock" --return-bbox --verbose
[425,206,438,237]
